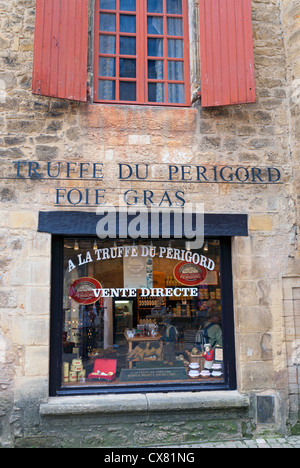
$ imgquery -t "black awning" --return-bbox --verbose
[38,211,248,238]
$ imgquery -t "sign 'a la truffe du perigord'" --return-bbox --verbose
[4,160,282,207]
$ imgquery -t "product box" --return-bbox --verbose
[88,359,117,382]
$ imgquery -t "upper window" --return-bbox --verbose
[93,0,191,105]
[32,0,255,107]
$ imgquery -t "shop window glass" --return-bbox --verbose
[61,239,225,390]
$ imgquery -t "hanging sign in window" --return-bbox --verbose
[69,277,103,305]
[174,261,207,286]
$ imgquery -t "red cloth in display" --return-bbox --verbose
[88,359,117,381]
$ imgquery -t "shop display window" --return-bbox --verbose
[50,237,236,395]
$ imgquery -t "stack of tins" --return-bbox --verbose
[63,359,86,383]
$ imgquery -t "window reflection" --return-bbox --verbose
[100,0,116,10]
[148,38,164,57]
[167,17,183,36]
[99,35,116,54]
[167,39,184,58]
[99,57,116,77]
[120,14,136,33]
[62,239,224,388]
[119,81,136,100]
[96,0,189,104]
[148,17,164,35]
[120,36,136,55]
[99,13,116,32]
[120,0,136,11]
[168,60,184,80]
[147,0,163,13]
[168,83,185,103]
[98,80,115,100]
[167,0,182,14]
[148,60,164,80]
[148,82,165,102]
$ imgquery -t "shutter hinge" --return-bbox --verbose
[191,88,201,104]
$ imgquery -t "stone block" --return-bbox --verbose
[128,135,151,145]
[235,306,273,334]
[6,120,44,134]
[240,361,275,391]
[282,276,300,300]
[0,289,17,308]
[283,300,296,318]
[10,212,37,230]
[12,316,49,346]
[293,288,300,300]
[14,376,49,405]
[10,260,50,286]
[10,263,30,286]
[249,215,273,232]
[28,233,51,257]
[24,346,49,377]
[35,145,59,160]
[236,281,261,307]
[26,287,50,315]
[29,261,51,286]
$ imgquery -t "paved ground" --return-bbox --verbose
[156,436,300,448]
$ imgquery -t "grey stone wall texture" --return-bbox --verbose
[0,0,299,447]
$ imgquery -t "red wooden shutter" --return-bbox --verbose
[199,0,256,107]
[32,0,89,102]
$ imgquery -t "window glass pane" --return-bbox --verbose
[147,0,163,13]
[167,17,183,36]
[167,39,183,58]
[120,36,136,55]
[100,0,116,9]
[119,81,136,100]
[61,239,224,389]
[167,0,182,14]
[120,14,136,33]
[100,13,116,32]
[147,16,164,35]
[120,0,136,11]
[168,83,185,103]
[148,60,164,80]
[98,80,116,100]
[168,60,184,80]
[148,38,164,57]
[119,59,136,78]
[148,82,165,102]
[99,35,116,54]
[99,58,116,77]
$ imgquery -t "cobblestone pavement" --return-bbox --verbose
[156,436,300,448]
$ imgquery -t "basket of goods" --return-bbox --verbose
[186,348,205,371]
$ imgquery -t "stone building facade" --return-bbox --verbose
[0,0,299,448]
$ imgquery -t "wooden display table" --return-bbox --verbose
[124,334,163,369]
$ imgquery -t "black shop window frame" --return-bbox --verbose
[39,211,247,396]
[48,235,237,396]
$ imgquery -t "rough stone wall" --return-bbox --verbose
[281,0,300,244]
[0,0,298,447]
[280,0,300,431]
